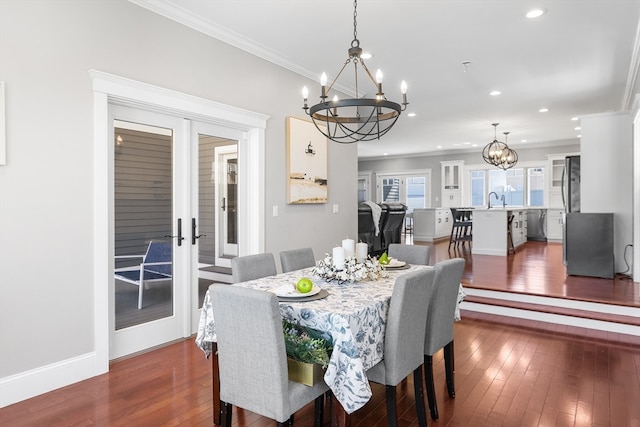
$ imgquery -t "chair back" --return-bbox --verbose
[388,244,430,265]
[211,285,292,422]
[381,203,407,249]
[231,253,277,283]
[145,241,172,275]
[424,258,465,355]
[382,268,436,384]
[280,247,315,273]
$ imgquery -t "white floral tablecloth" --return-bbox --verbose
[196,264,434,414]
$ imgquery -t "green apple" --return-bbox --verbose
[296,277,314,293]
[379,252,390,265]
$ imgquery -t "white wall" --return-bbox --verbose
[580,112,634,274]
[0,0,356,403]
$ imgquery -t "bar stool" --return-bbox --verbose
[507,214,515,253]
[448,208,473,251]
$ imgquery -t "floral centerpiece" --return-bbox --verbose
[311,253,387,283]
[282,320,333,368]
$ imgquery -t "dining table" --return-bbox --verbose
[195,262,460,427]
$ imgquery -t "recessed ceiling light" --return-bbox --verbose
[471,144,478,147]
[489,90,501,96]
[361,52,373,60]
[525,8,546,19]
[520,139,527,143]
[407,112,416,117]
[383,152,388,156]
[436,145,443,149]
[571,116,579,121]
[539,107,549,113]
[574,126,581,130]
[463,142,471,145]
[577,134,581,138]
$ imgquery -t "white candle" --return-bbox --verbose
[356,242,368,263]
[333,246,345,270]
[342,238,355,258]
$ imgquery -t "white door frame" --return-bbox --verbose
[91,70,268,373]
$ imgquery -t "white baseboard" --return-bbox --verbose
[0,352,99,408]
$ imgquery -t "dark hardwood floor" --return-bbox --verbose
[2,240,639,426]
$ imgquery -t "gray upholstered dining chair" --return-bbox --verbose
[423,257,466,420]
[231,253,277,283]
[388,243,430,266]
[211,284,329,427]
[280,247,315,273]
[366,268,437,427]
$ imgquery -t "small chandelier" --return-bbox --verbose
[498,131,518,170]
[301,0,408,143]
[482,123,509,167]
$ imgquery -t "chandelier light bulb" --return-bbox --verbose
[400,81,407,94]
[302,86,309,100]
[320,73,327,86]
[376,69,383,84]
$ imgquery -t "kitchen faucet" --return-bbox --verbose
[487,191,498,209]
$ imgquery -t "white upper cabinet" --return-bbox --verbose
[441,160,464,207]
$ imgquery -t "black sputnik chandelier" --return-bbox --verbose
[301,0,408,143]
[482,123,518,169]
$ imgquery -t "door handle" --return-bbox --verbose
[221,197,226,211]
[164,218,185,246]
[192,218,207,245]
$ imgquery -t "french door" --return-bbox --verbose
[110,107,242,358]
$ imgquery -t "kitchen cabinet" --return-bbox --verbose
[546,208,564,241]
[472,208,527,256]
[547,155,565,208]
[510,210,528,248]
[413,208,453,242]
[440,160,464,207]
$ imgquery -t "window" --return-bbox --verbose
[470,170,485,206]
[406,176,426,210]
[469,166,545,208]
[528,168,544,206]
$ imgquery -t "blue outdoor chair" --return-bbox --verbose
[114,241,173,309]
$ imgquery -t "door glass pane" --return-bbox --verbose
[357,178,367,203]
[382,178,400,202]
[114,122,173,329]
[197,136,237,307]
[226,158,238,245]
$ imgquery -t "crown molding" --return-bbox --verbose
[623,17,640,110]
[127,0,353,94]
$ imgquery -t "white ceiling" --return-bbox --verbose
[131,0,640,159]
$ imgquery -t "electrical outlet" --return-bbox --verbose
[333,204,339,213]
[273,205,278,217]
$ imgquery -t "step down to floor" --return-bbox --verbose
[464,295,640,327]
[460,287,640,340]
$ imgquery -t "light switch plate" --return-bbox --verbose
[333,204,339,213]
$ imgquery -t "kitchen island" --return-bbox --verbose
[472,208,528,256]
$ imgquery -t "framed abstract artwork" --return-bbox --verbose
[286,116,328,204]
